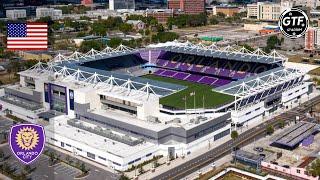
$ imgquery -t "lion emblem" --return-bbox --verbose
[15,127,39,150]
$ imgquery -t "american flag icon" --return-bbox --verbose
[7,22,48,50]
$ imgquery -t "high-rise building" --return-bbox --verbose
[168,0,205,14]
[109,0,135,10]
[305,28,320,52]
[81,0,93,5]
[281,0,319,9]
[46,0,81,4]
[135,0,167,10]
[246,2,291,21]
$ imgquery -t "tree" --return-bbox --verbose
[152,32,179,43]
[307,159,320,177]
[2,162,11,173]
[231,130,239,140]
[107,38,123,48]
[79,40,103,53]
[0,149,4,159]
[23,165,32,173]
[279,120,285,129]
[119,23,133,36]
[264,35,281,53]
[153,158,160,168]
[91,22,107,36]
[49,151,55,163]
[266,125,274,135]
[17,172,27,180]
[241,44,255,52]
[209,16,219,25]
[65,155,71,164]
[138,165,144,174]
[80,163,87,173]
[217,12,226,18]
[119,174,130,180]
[156,24,165,32]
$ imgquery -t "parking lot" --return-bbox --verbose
[0,144,83,180]
[53,163,81,179]
[6,157,24,176]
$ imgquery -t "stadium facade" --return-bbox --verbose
[0,41,313,171]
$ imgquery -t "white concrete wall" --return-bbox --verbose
[45,125,158,171]
[0,100,41,123]
[137,97,160,120]
[282,83,309,106]
[232,101,265,125]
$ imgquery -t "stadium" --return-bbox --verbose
[0,41,313,171]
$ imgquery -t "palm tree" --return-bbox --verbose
[23,165,31,174]
[231,130,239,140]
[80,163,87,173]
[17,172,27,180]
[0,149,5,160]
[266,125,274,135]
[138,165,144,174]
[49,151,55,164]
[119,174,130,180]
[2,162,11,173]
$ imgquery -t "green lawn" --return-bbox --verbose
[142,74,234,109]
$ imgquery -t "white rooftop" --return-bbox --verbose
[45,116,157,158]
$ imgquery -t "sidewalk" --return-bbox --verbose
[46,144,116,174]
[0,173,12,180]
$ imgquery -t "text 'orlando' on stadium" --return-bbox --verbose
[0,41,314,171]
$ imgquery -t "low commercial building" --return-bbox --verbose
[36,7,62,20]
[6,9,27,20]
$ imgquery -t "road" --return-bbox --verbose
[151,96,320,180]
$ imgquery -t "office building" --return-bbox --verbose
[109,0,135,10]
[246,2,291,21]
[146,9,174,24]
[168,0,205,14]
[36,7,63,19]
[212,5,240,17]
[6,9,27,20]
[305,28,320,52]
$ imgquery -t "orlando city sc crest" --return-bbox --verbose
[9,124,45,164]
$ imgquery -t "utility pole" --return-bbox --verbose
[194,91,196,118]
[202,95,205,116]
